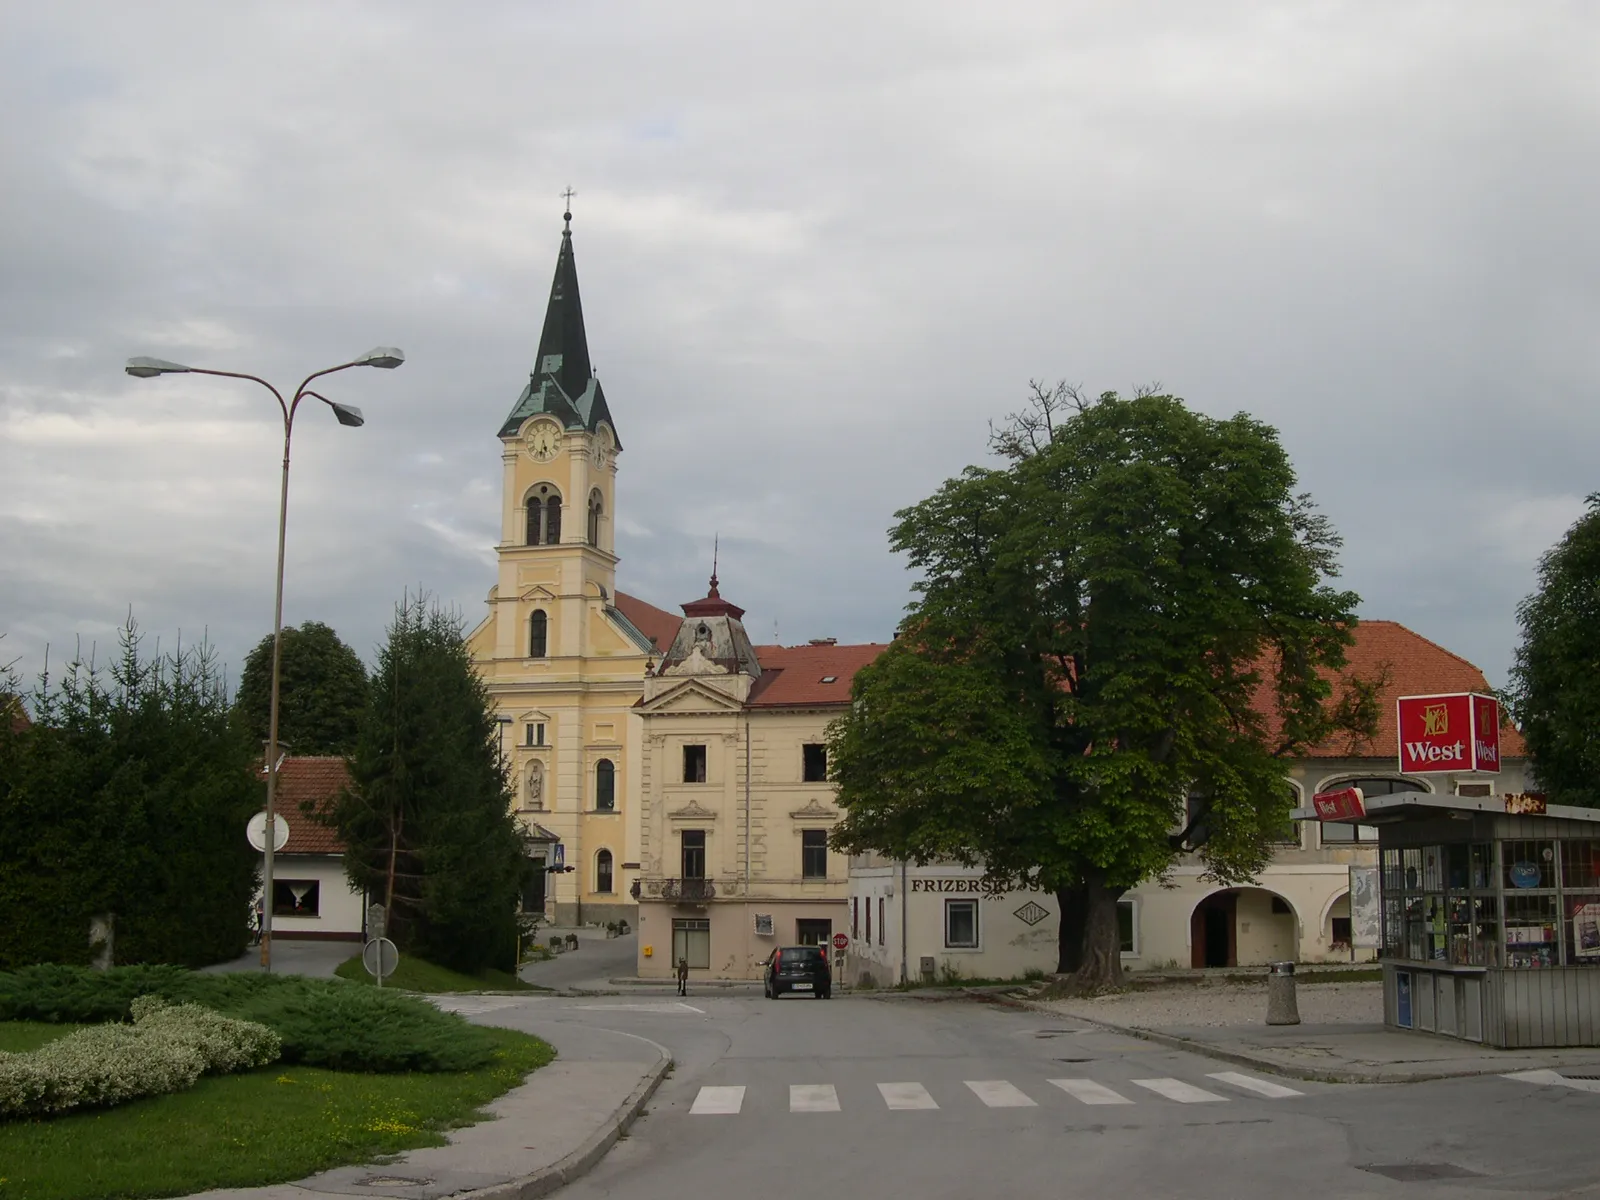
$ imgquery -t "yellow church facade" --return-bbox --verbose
[466,212,680,926]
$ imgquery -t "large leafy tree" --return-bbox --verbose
[1509,495,1600,808]
[235,621,368,756]
[334,593,530,973]
[0,623,258,968]
[829,385,1375,988]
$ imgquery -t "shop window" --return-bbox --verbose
[272,880,319,917]
[802,830,828,880]
[945,899,979,948]
[595,850,614,894]
[683,744,707,784]
[1118,900,1137,954]
[672,918,710,969]
[595,759,615,811]
[681,830,706,880]
[802,743,828,782]
[528,610,548,658]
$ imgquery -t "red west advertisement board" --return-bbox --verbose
[1313,787,1366,822]
[1397,693,1500,775]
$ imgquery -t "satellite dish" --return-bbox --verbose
[247,813,290,852]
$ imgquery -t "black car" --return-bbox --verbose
[763,945,832,999]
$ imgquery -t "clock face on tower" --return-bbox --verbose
[592,424,614,470]
[524,421,561,462]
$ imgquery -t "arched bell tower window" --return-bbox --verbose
[595,758,615,811]
[528,609,547,658]
[587,489,603,547]
[525,485,563,546]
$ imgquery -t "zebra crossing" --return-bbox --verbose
[688,1071,1303,1115]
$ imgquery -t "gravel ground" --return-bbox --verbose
[1039,979,1383,1027]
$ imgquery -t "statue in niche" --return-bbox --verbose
[526,761,544,809]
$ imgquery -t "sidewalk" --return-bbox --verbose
[190,1018,669,1200]
[1032,994,1600,1084]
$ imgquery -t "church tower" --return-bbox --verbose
[468,209,673,927]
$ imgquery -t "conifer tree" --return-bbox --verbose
[337,593,530,973]
[235,621,368,756]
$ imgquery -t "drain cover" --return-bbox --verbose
[1563,1073,1600,1080]
[1360,1164,1480,1182]
[359,1177,434,1188]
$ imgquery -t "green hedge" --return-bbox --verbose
[0,967,497,1074]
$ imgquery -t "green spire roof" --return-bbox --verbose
[499,214,621,445]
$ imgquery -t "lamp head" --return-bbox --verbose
[355,346,405,369]
[125,356,191,378]
[329,402,365,428]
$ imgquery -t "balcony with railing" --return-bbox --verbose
[634,877,722,903]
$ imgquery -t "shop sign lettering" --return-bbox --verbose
[910,878,1010,898]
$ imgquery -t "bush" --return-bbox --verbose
[0,999,278,1120]
[0,966,496,1073]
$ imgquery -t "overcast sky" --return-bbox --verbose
[2,1,1596,694]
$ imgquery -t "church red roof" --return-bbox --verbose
[614,591,683,652]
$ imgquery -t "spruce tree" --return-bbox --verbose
[337,593,530,973]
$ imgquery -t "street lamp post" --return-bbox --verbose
[125,347,404,969]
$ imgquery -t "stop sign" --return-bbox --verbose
[832,932,849,951]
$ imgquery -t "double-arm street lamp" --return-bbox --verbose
[125,347,405,969]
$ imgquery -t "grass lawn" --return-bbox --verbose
[0,1025,554,1200]
[333,954,540,993]
[0,1021,86,1054]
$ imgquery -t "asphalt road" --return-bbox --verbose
[451,990,1600,1200]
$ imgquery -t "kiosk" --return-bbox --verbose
[1303,789,1600,1048]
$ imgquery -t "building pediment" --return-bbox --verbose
[518,584,557,603]
[515,708,552,724]
[639,678,744,714]
[668,799,718,821]
[788,798,840,822]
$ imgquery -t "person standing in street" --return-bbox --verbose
[676,956,689,996]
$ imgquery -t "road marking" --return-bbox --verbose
[690,1085,745,1115]
[1132,1078,1228,1103]
[1207,1072,1304,1099]
[878,1082,939,1110]
[1049,1078,1133,1105]
[965,1080,1037,1107]
[791,1084,841,1112]
[1504,1069,1600,1094]
[568,1002,704,1014]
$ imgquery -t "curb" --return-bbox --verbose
[1017,1000,1594,1086]
[474,1052,672,1200]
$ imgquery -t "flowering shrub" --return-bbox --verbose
[0,1000,279,1120]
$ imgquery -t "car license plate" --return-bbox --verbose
[792,982,813,990]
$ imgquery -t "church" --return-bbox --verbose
[466,212,876,962]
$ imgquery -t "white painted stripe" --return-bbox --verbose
[690,1085,745,1115]
[965,1079,1037,1108]
[790,1084,841,1113]
[878,1082,939,1110]
[1049,1078,1133,1105]
[1207,1072,1304,1099]
[1504,1069,1600,1094]
[1132,1078,1228,1103]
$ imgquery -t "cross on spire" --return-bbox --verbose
[561,188,576,230]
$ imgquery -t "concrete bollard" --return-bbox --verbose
[1266,961,1300,1025]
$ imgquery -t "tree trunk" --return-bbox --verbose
[1071,873,1126,990]
[1054,883,1087,974]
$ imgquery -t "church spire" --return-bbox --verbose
[498,203,620,444]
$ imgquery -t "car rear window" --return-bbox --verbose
[778,947,824,967]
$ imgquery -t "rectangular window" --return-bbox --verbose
[802,743,828,782]
[524,722,546,747]
[1117,900,1136,955]
[683,744,707,783]
[1331,916,1353,946]
[802,830,828,880]
[672,918,710,969]
[272,880,320,918]
[945,899,978,948]
[1320,821,1379,844]
[681,829,706,880]
[878,897,885,946]
[852,897,859,941]
[796,918,832,947]
[865,896,872,944]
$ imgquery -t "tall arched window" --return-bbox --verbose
[528,610,547,658]
[595,849,614,894]
[587,490,603,547]
[526,485,562,545]
[595,758,615,811]
[544,495,562,544]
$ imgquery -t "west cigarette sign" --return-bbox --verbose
[1396,693,1501,775]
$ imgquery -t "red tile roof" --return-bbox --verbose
[1265,620,1526,760]
[747,643,890,708]
[267,756,350,855]
[614,591,682,653]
